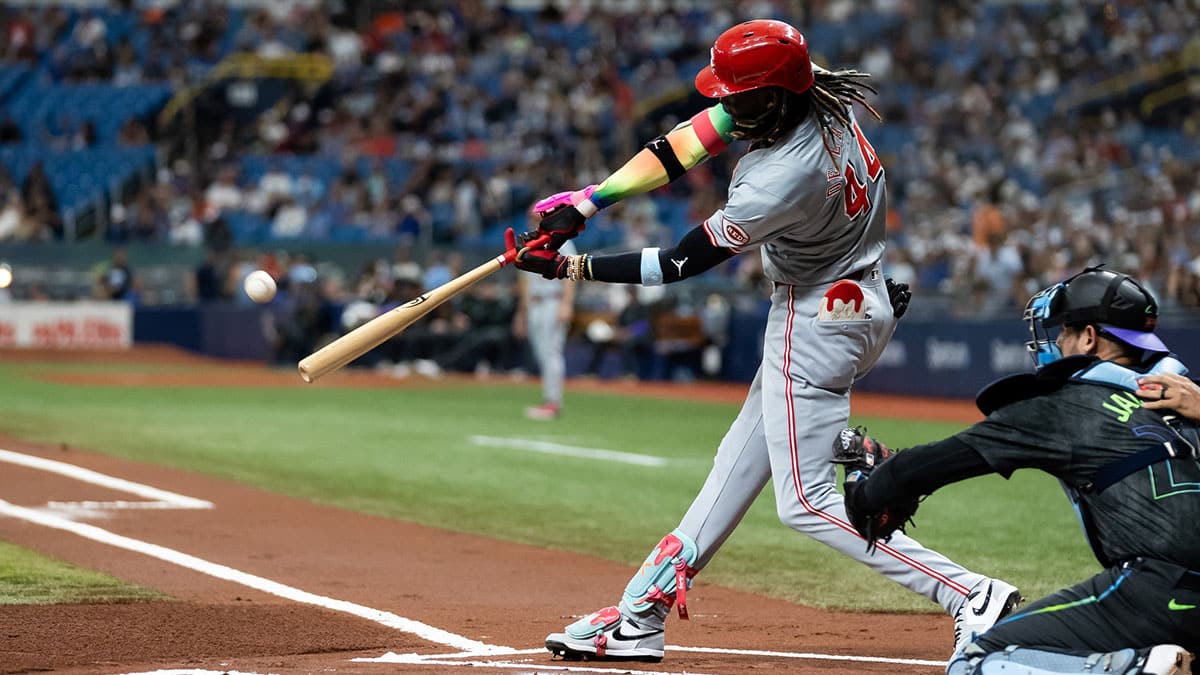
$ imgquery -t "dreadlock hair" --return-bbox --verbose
[723,68,881,149]
[808,68,881,129]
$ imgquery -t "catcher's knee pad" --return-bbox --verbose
[620,529,699,619]
[952,645,1145,675]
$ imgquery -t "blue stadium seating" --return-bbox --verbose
[0,65,30,102]
[239,154,416,194]
[4,81,172,144]
[0,144,157,214]
[221,211,270,244]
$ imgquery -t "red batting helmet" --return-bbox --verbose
[695,20,814,98]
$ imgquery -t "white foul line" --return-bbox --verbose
[0,498,511,656]
[0,448,212,509]
[359,646,944,670]
[469,435,669,467]
[356,651,716,675]
[114,671,275,675]
[47,500,205,511]
[671,645,945,667]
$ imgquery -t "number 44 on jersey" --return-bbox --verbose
[833,121,883,219]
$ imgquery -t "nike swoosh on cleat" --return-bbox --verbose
[1168,598,1196,611]
[971,582,993,617]
[612,625,663,642]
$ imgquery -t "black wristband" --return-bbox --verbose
[646,135,686,182]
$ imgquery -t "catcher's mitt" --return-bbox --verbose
[831,426,894,472]
[832,427,919,553]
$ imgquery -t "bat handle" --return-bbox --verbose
[497,233,553,265]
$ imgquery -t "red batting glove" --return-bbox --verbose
[536,204,587,251]
[506,227,570,280]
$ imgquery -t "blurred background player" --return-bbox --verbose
[514,235,576,420]
[836,267,1198,675]
[513,19,1018,662]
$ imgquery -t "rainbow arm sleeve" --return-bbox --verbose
[577,104,736,215]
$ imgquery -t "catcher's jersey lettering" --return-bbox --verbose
[1101,391,1142,423]
[960,380,1200,567]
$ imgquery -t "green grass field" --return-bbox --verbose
[0,357,1099,611]
[0,540,160,604]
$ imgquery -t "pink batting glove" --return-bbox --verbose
[534,185,597,217]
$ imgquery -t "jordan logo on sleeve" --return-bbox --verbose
[672,258,688,276]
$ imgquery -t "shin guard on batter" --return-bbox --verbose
[619,530,700,621]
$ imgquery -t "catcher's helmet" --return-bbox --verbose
[1024,266,1167,367]
[694,20,814,98]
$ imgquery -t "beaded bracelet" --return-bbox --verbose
[566,254,592,281]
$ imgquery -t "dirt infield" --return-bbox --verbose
[0,434,949,675]
[1,347,967,674]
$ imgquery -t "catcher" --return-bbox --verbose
[833,266,1199,675]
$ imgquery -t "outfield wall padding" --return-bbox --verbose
[133,305,1199,400]
[722,310,1200,398]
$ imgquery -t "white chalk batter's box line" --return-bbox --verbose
[356,647,945,671]
[0,447,213,515]
[0,448,944,674]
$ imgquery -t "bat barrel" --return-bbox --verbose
[297,252,516,383]
[297,308,421,382]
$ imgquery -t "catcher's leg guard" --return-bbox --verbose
[619,529,700,621]
[947,644,1193,675]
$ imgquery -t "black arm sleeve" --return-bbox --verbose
[586,224,734,284]
[859,435,994,511]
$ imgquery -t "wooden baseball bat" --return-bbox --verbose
[298,234,550,383]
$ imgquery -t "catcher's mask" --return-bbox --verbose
[1024,266,1167,367]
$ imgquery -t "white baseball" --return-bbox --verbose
[243,270,277,303]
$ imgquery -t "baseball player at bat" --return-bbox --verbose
[834,267,1199,675]
[509,19,1018,663]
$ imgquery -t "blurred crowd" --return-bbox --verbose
[1,0,1199,321]
[0,160,60,240]
[172,240,726,382]
[847,0,1200,315]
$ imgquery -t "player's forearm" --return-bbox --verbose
[580,224,733,285]
[583,105,736,212]
[859,436,993,510]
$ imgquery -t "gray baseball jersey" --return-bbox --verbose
[702,111,887,285]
